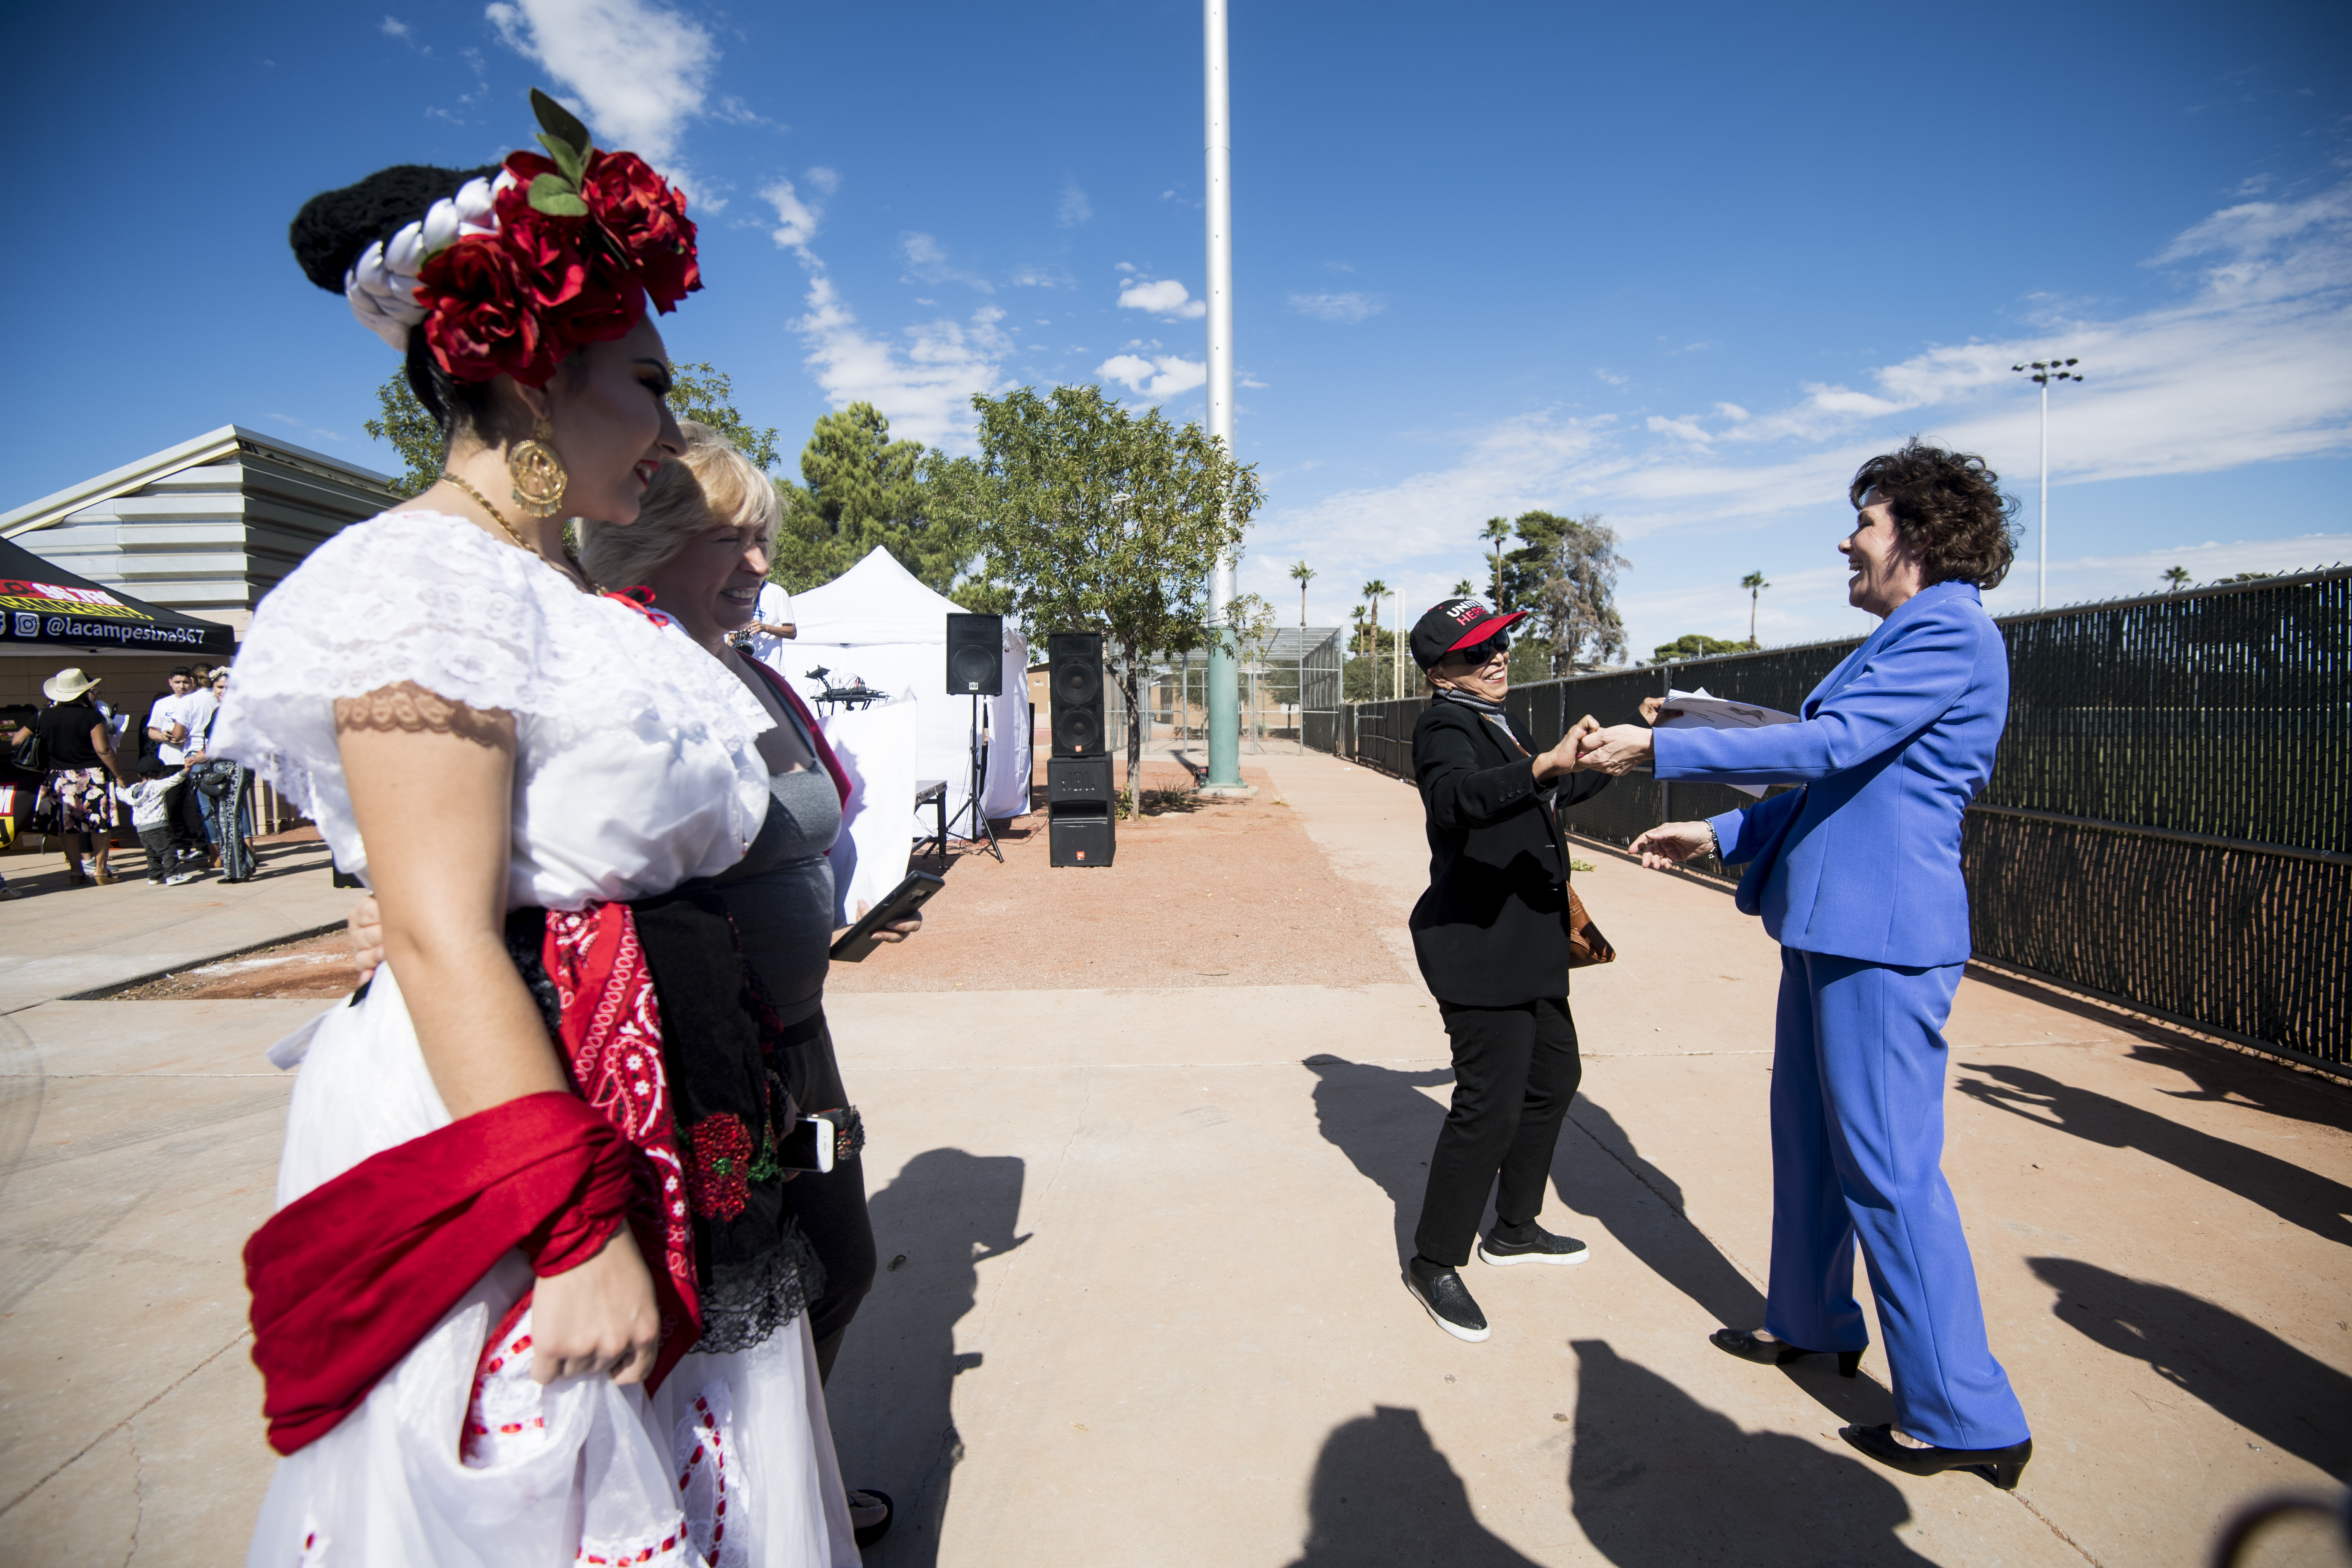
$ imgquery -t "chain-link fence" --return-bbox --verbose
[1315,568,2351,1071]
[1098,628,1344,757]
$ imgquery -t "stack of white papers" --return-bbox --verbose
[1653,686,1798,798]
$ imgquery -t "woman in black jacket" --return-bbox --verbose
[1401,598,1608,1342]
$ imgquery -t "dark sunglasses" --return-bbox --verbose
[1444,633,1510,666]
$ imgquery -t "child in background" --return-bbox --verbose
[117,757,202,885]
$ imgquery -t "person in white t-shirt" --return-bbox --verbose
[735,580,796,668]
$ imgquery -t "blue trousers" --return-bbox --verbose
[1765,947,2030,1449]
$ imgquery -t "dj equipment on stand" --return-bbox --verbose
[946,613,1004,695]
[943,614,1005,861]
[1046,632,1114,866]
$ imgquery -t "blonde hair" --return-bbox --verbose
[576,420,781,589]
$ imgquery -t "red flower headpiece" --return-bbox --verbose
[389,90,700,387]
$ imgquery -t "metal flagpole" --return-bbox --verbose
[1202,0,1245,792]
[2039,377,2048,610]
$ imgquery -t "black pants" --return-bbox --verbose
[781,1009,878,1383]
[1414,995,1583,1267]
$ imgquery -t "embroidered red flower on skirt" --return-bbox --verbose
[684,1113,754,1222]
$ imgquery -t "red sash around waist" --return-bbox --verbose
[245,900,706,1456]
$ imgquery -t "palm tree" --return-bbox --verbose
[1290,559,1316,629]
[1452,579,1475,596]
[1361,579,1389,700]
[1481,517,1512,605]
[2162,566,2191,593]
[1742,571,1769,647]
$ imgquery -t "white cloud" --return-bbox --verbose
[1113,261,1137,274]
[1289,291,1386,323]
[763,178,821,252]
[803,166,840,196]
[1097,354,1208,401]
[796,276,1012,448]
[900,232,993,292]
[1594,367,1629,386]
[1010,264,1071,289]
[1715,402,1750,422]
[1058,180,1092,228]
[1646,415,1712,444]
[485,0,714,166]
[1117,277,1207,320]
[381,16,411,38]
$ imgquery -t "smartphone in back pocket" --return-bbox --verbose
[777,1114,836,1175]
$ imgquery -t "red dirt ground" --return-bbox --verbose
[831,765,1403,994]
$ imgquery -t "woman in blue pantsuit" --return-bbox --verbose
[1576,439,2034,1488]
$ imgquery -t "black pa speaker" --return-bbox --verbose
[945,613,1003,695]
[1049,631,1105,758]
[1048,801,1116,866]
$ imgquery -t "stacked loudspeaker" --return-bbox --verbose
[1045,631,1114,867]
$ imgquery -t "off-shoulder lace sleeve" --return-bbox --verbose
[211,512,562,820]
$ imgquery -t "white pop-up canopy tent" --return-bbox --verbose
[766,547,1032,845]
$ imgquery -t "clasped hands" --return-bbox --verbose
[1533,708,1655,781]
[1539,700,1715,871]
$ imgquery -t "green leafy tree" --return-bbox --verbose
[1504,510,1628,673]
[668,362,781,474]
[1652,632,1748,664]
[364,372,444,498]
[946,383,1261,815]
[771,401,981,598]
[1452,578,1476,596]
[1359,580,1390,700]
[2161,566,2191,592]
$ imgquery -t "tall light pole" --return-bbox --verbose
[1202,0,1242,789]
[2011,357,2084,609]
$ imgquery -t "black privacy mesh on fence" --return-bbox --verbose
[1319,569,2351,1068]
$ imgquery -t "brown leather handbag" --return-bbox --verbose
[1568,883,1615,968]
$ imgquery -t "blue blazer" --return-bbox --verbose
[1650,581,2006,967]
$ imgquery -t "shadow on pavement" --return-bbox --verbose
[2029,1257,2352,1481]
[1282,1405,1542,1567]
[1569,1339,1935,1565]
[829,1148,1030,1566]
[1303,1056,1453,1261]
[1556,1096,1767,1332]
[2123,1037,2352,1135]
[1959,1063,2352,1249]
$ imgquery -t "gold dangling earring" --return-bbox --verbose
[507,417,569,519]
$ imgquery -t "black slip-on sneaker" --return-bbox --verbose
[1478,1225,1591,1266]
[1405,1256,1491,1342]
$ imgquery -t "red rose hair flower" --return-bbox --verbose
[394,91,702,387]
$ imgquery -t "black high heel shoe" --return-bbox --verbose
[1710,1328,1864,1378]
[1840,1424,2032,1490]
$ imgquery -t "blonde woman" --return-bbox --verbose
[580,422,918,1549]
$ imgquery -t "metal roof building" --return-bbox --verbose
[0,426,402,636]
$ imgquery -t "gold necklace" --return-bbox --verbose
[440,471,590,589]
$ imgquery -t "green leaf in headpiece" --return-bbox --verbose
[530,87,593,158]
[527,173,591,218]
[536,131,590,184]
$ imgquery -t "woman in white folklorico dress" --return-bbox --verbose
[221,94,858,1567]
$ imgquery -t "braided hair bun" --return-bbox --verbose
[288,164,501,295]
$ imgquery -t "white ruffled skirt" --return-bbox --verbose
[247,968,859,1568]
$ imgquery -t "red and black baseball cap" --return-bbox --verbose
[1410,597,1529,670]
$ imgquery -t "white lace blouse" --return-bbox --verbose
[214,510,772,908]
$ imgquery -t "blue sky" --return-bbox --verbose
[7,0,2348,657]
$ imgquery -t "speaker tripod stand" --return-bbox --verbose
[945,692,1002,862]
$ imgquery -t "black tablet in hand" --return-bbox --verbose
[829,871,946,962]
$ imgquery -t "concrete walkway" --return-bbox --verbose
[2,752,2347,1565]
